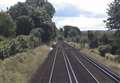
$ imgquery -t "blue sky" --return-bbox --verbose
[0,0,113,30]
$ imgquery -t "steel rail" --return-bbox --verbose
[63,50,79,83]
[64,42,120,83]
[48,47,58,83]
[73,53,100,83]
[81,54,120,83]
[62,49,73,83]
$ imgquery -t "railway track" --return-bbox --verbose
[29,42,120,83]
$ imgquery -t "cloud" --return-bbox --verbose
[49,0,113,14]
[79,10,107,18]
[55,4,80,17]
[53,16,107,31]
[55,3,107,18]
[49,0,113,30]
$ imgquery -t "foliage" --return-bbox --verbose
[106,0,120,55]
[30,28,44,42]
[40,22,56,42]
[26,0,55,17]
[99,33,110,45]
[26,0,45,8]
[0,35,40,60]
[0,0,56,59]
[88,31,98,48]
[16,16,34,35]
[63,25,81,38]
[98,45,112,57]
[0,46,49,83]
[61,25,81,42]
[43,2,55,18]
[8,2,29,20]
[30,9,51,27]
[106,0,120,30]
[8,0,56,42]
[0,12,16,37]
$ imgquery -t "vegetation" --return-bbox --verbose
[105,0,120,55]
[0,35,40,60]
[88,31,98,48]
[0,0,56,59]
[16,16,34,35]
[58,25,81,42]
[0,12,16,37]
[0,45,50,83]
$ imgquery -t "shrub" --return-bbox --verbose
[0,35,40,60]
[0,12,16,37]
[98,45,112,57]
[16,16,34,35]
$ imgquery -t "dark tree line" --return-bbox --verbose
[58,25,81,42]
[0,0,56,43]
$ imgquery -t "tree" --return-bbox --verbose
[26,0,55,18]
[16,16,34,35]
[26,0,45,8]
[30,28,44,42]
[43,2,55,18]
[88,31,98,48]
[8,0,57,42]
[106,0,120,54]
[8,2,29,20]
[100,33,109,45]
[40,22,56,42]
[30,9,51,27]
[63,25,81,38]
[105,0,120,30]
[0,12,16,37]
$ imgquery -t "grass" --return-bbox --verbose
[81,48,120,75]
[0,45,50,83]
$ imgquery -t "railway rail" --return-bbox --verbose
[29,42,120,83]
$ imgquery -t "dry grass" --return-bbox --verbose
[0,45,50,83]
[81,48,120,75]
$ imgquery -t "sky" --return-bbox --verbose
[0,0,113,30]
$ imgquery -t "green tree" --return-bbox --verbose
[16,16,34,35]
[88,31,98,48]
[0,12,16,37]
[8,0,56,42]
[63,25,81,38]
[30,28,44,42]
[26,0,45,8]
[40,22,56,42]
[100,33,109,45]
[8,2,29,20]
[106,0,120,54]
[43,2,55,18]
[106,0,120,30]
[30,9,51,27]
[26,0,55,18]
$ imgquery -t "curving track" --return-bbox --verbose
[29,42,120,83]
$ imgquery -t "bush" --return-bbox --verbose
[16,16,34,35]
[98,45,112,57]
[0,12,16,37]
[0,35,40,60]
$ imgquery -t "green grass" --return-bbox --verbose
[0,45,50,83]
